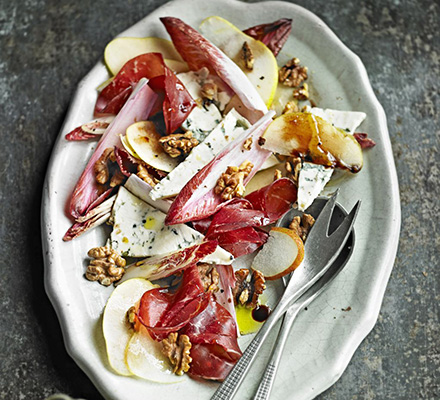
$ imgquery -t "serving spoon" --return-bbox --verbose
[252,197,355,400]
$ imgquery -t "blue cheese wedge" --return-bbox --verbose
[150,109,250,201]
[305,106,366,134]
[178,71,223,142]
[111,186,233,264]
[297,162,334,211]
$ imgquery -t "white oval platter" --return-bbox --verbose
[41,0,401,399]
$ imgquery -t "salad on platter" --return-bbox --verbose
[62,15,375,383]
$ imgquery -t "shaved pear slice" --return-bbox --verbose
[244,163,284,196]
[262,112,363,172]
[252,227,304,280]
[164,59,189,73]
[199,16,278,107]
[120,134,141,159]
[102,278,157,376]
[104,37,183,75]
[126,326,187,383]
[125,121,178,172]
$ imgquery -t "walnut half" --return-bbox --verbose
[198,263,220,292]
[241,41,254,70]
[85,246,126,286]
[159,131,199,158]
[215,160,254,201]
[232,269,266,308]
[279,57,308,88]
[161,332,192,376]
[289,213,315,242]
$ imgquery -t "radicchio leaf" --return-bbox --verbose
[243,18,292,56]
[354,133,376,149]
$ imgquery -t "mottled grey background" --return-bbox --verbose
[0,0,438,399]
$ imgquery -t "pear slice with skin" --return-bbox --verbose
[262,112,363,173]
[102,278,157,376]
[104,37,184,75]
[252,227,304,280]
[199,16,278,107]
[125,121,178,172]
[126,326,187,383]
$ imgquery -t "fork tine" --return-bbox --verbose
[327,200,361,249]
[305,189,339,243]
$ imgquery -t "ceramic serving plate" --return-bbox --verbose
[41,0,401,399]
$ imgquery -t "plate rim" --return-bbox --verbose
[41,0,401,399]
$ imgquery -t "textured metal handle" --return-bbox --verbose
[252,305,301,400]
[253,362,276,400]
[211,335,263,400]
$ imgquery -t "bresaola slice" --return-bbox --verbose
[165,111,275,225]
[161,17,267,122]
[137,264,241,381]
[137,265,210,340]
[207,227,268,258]
[243,18,292,56]
[181,295,241,381]
[95,53,196,134]
[245,177,297,222]
[68,80,157,219]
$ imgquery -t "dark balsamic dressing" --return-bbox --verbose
[251,305,271,322]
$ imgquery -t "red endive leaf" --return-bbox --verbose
[161,17,267,122]
[243,18,292,56]
[68,80,157,219]
[165,111,275,225]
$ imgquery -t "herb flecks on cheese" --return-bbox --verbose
[297,162,334,211]
[110,186,233,264]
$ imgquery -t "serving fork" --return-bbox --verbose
[210,191,360,400]
[252,198,356,400]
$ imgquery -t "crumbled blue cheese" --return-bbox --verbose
[304,106,366,134]
[110,186,233,264]
[297,162,334,211]
[150,109,250,200]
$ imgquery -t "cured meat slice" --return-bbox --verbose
[181,295,242,381]
[207,227,268,258]
[161,17,267,121]
[187,344,238,381]
[165,111,275,225]
[243,18,292,56]
[95,53,195,134]
[245,177,297,222]
[206,207,269,236]
[137,265,209,340]
[214,265,236,323]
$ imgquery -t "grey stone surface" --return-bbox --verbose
[0,0,438,399]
